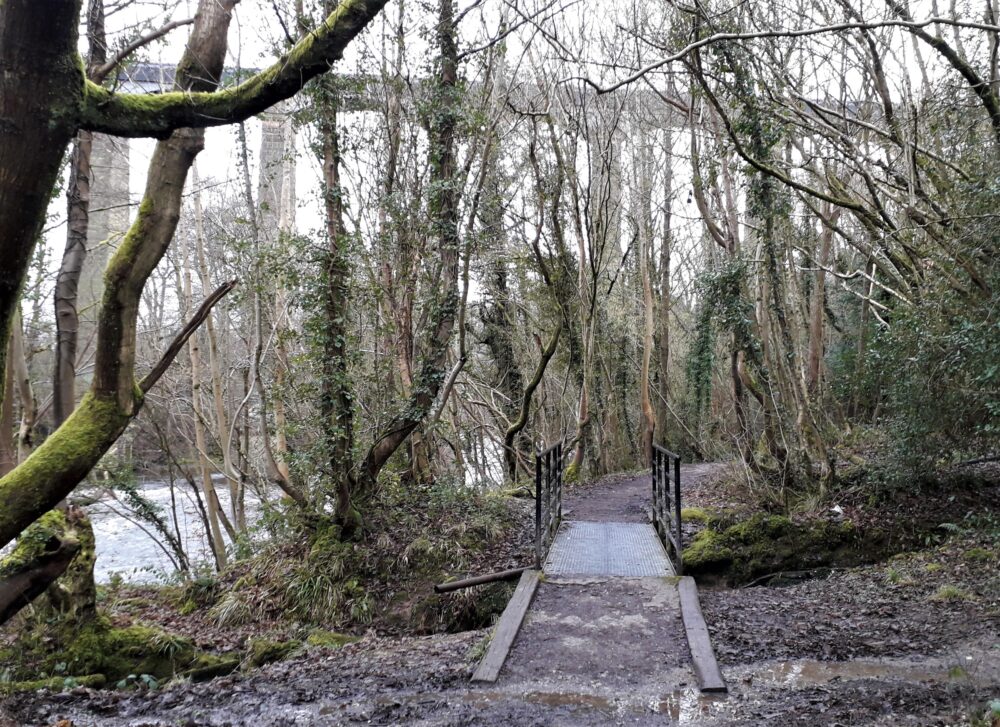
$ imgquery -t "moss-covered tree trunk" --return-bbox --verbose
[0,0,239,554]
[0,509,82,625]
[0,0,85,412]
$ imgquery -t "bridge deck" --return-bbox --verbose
[543,520,674,577]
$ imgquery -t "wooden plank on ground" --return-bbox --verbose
[677,576,728,693]
[471,569,540,683]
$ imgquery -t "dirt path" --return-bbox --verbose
[562,463,729,523]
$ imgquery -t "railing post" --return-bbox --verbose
[651,449,658,535]
[673,454,683,575]
[556,442,563,522]
[535,451,542,569]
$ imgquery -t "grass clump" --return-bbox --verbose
[680,507,714,524]
[964,547,993,563]
[930,584,973,602]
[208,478,529,635]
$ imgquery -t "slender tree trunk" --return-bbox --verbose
[0,337,15,476]
[182,230,227,568]
[271,116,296,483]
[356,0,461,492]
[807,203,838,394]
[637,129,656,462]
[850,258,876,419]
[504,325,561,480]
[237,121,305,504]
[654,129,673,447]
[192,165,241,528]
[54,0,107,429]
[55,131,93,427]
[9,310,35,459]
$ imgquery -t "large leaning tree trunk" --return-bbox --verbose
[0,0,241,626]
[0,0,390,554]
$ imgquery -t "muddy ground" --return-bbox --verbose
[3,464,999,725]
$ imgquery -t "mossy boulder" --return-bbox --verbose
[61,620,198,681]
[683,513,878,585]
[1,615,237,686]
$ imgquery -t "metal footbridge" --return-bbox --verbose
[470,441,727,696]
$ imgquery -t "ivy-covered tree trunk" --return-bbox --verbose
[356,0,461,493]
[318,93,358,526]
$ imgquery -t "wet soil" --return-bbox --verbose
[3,463,999,726]
[502,577,690,688]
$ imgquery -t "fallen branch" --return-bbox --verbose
[434,567,530,593]
[953,454,1000,467]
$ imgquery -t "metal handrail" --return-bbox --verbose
[535,440,563,569]
[651,443,683,574]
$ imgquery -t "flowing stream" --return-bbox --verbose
[85,475,265,583]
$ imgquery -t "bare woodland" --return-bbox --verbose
[0,0,997,681]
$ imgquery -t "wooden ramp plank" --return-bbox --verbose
[471,569,540,683]
[677,576,728,693]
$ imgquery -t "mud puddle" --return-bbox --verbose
[470,688,728,723]
[735,649,1000,688]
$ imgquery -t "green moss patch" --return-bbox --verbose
[305,629,358,649]
[0,674,106,695]
[963,547,993,563]
[683,512,887,585]
[247,638,301,667]
[1,616,239,687]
